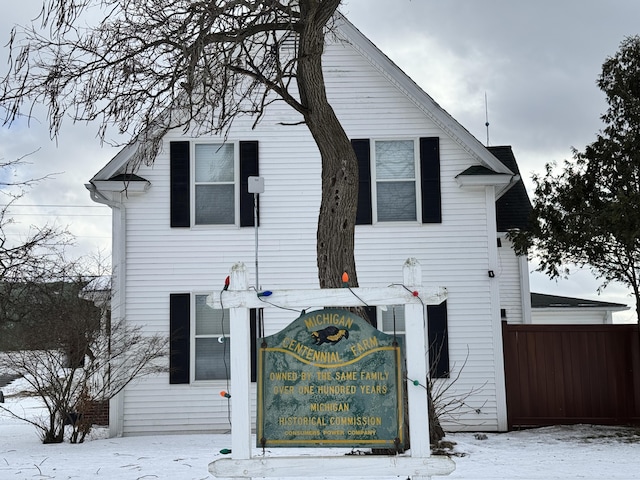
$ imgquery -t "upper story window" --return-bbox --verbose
[170,140,259,229]
[353,137,441,226]
[373,140,419,222]
[194,143,236,225]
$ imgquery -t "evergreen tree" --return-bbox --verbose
[513,35,640,323]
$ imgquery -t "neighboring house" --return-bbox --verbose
[87,13,526,437]
[530,293,629,324]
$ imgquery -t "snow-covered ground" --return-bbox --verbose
[1,378,638,480]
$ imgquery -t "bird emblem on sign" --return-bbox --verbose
[311,326,350,345]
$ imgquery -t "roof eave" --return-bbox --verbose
[90,141,142,182]
[455,173,516,188]
[89,178,151,194]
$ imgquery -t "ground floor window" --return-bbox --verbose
[169,293,257,384]
[379,302,449,378]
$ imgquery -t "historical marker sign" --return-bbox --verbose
[257,309,404,449]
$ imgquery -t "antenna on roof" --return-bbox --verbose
[484,92,490,146]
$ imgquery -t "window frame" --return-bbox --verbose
[191,140,241,228]
[378,305,406,339]
[370,138,422,224]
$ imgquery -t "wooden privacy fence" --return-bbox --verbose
[502,322,640,429]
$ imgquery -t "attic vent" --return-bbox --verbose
[279,32,298,51]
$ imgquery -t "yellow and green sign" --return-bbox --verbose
[257,309,404,449]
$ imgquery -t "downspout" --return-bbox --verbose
[85,183,126,438]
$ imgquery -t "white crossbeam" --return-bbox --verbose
[207,285,447,310]
[209,455,455,478]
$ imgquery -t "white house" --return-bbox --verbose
[87,13,528,438]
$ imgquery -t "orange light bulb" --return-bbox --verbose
[342,272,349,283]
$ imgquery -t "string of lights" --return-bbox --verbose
[215,270,431,456]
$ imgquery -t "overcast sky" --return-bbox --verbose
[1,1,639,321]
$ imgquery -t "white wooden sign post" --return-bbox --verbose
[208,258,455,479]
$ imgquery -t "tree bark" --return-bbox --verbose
[297,1,359,289]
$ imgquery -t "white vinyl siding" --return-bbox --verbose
[531,309,613,325]
[498,236,525,324]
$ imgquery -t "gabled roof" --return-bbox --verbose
[92,142,140,181]
[106,173,148,182]
[334,13,515,178]
[89,172,151,194]
[531,293,628,311]
[489,146,533,232]
[454,165,514,189]
[92,12,516,182]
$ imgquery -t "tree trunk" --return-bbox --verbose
[297,1,359,289]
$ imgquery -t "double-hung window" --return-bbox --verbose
[193,294,231,381]
[373,140,419,222]
[169,293,258,384]
[194,143,236,225]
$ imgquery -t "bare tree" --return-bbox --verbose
[1,0,358,288]
[0,266,167,444]
[0,316,168,443]
[0,151,72,333]
[0,209,166,444]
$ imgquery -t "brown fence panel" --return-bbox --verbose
[502,322,640,429]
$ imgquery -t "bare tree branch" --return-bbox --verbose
[1,0,359,290]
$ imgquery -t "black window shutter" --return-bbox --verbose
[240,141,259,227]
[362,306,378,328]
[427,301,449,378]
[169,293,191,384]
[170,141,191,228]
[420,137,442,223]
[352,139,372,225]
